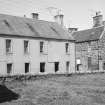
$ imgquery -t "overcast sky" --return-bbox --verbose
[0,0,105,30]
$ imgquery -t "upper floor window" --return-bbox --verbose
[6,39,12,54]
[24,40,29,54]
[65,43,69,53]
[40,41,44,53]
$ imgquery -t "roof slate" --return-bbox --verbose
[72,26,104,42]
[0,14,74,41]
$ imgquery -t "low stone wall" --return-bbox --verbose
[0,70,105,83]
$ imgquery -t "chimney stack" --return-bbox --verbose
[103,21,105,26]
[24,15,26,18]
[54,14,64,26]
[93,11,103,27]
[31,13,39,20]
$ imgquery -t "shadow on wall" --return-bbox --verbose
[0,84,19,103]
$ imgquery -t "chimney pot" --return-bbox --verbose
[31,13,39,20]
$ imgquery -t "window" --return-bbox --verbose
[7,63,12,74]
[55,62,59,72]
[65,43,69,53]
[24,40,29,54]
[76,59,81,71]
[77,64,81,71]
[40,41,44,53]
[25,63,30,73]
[76,59,81,64]
[6,39,12,54]
[40,62,45,73]
[66,62,69,72]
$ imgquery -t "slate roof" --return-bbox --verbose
[0,14,74,41]
[72,26,104,42]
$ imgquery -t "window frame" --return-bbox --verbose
[66,61,69,72]
[55,62,59,72]
[40,41,44,53]
[65,43,69,54]
[6,39,12,54]
[25,63,30,73]
[40,62,45,73]
[24,40,29,55]
[7,63,13,74]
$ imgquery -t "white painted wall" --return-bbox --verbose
[0,36,75,75]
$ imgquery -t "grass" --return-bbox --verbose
[1,73,105,105]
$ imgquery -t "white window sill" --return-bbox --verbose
[6,52,13,55]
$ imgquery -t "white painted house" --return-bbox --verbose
[0,13,75,75]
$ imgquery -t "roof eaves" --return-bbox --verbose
[75,39,99,43]
[0,33,74,41]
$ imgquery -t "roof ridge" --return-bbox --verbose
[73,25,104,33]
[0,13,58,24]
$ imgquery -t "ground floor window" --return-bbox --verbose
[66,61,69,72]
[88,57,91,69]
[76,59,81,71]
[40,62,45,73]
[25,63,30,73]
[7,63,12,74]
[77,64,81,71]
[55,62,59,72]
[103,62,105,70]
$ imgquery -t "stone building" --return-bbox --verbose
[72,12,105,72]
[0,13,75,75]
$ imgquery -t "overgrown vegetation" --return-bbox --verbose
[1,73,105,105]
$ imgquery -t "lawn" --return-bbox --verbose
[1,73,105,105]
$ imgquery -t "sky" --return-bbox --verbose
[0,0,105,30]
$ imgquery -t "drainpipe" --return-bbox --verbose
[74,41,76,73]
[97,40,99,71]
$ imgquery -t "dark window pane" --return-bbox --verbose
[55,62,59,72]
[24,41,29,54]
[65,43,69,53]
[7,64,12,74]
[40,42,44,52]
[25,63,29,73]
[40,63,45,72]
[6,39,11,53]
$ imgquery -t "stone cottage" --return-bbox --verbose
[72,12,105,72]
[0,13,75,75]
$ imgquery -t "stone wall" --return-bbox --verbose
[75,41,99,71]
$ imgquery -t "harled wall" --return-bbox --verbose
[0,36,75,75]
